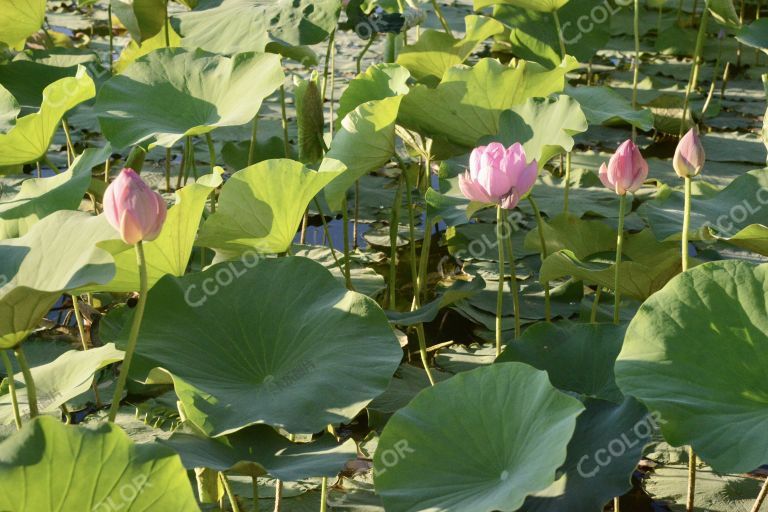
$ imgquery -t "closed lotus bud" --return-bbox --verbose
[459,142,538,210]
[599,139,649,196]
[673,128,705,178]
[103,168,167,245]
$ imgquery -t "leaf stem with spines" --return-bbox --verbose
[613,194,627,325]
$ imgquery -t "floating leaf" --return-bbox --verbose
[565,85,654,131]
[473,0,570,12]
[130,256,402,435]
[197,159,342,255]
[96,48,284,149]
[615,260,768,474]
[0,416,199,511]
[374,363,584,511]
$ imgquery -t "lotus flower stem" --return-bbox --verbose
[388,175,404,308]
[248,115,259,166]
[164,7,170,47]
[328,35,336,139]
[682,177,692,271]
[686,447,697,511]
[356,34,377,75]
[353,181,360,249]
[613,194,627,325]
[632,0,640,141]
[107,4,114,72]
[590,287,602,323]
[71,294,89,351]
[62,118,74,166]
[751,476,768,512]
[280,86,290,158]
[342,198,352,289]
[219,473,241,512]
[502,210,522,340]
[252,476,260,512]
[178,137,189,189]
[562,152,571,214]
[680,0,710,135]
[320,476,328,512]
[321,30,336,101]
[205,133,217,212]
[552,9,567,59]
[495,206,506,356]
[430,0,453,36]
[13,347,37,418]
[274,480,283,512]
[312,198,344,276]
[415,147,435,305]
[528,197,551,322]
[1,351,21,430]
[164,148,172,192]
[108,241,149,422]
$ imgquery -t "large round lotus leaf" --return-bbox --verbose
[0,0,46,50]
[0,416,199,511]
[0,211,117,348]
[520,398,651,512]
[473,0,570,13]
[111,0,167,43]
[373,363,584,512]
[615,260,768,474]
[161,425,357,480]
[0,66,95,166]
[173,0,340,55]
[130,256,402,436]
[95,48,284,149]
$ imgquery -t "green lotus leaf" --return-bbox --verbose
[565,85,654,131]
[397,57,579,158]
[615,260,768,474]
[0,211,117,348]
[130,256,402,435]
[0,344,123,423]
[386,277,486,326]
[0,145,110,240]
[641,169,768,255]
[323,96,403,212]
[115,24,181,73]
[493,0,609,68]
[0,0,46,50]
[81,169,223,293]
[173,0,340,55]
[396,15,505,86]
[521,398,651,512]
[197,159,342,255]
[336,63,410,123]
[95,48,284,149]
[0,66,95,167]
[374,363,584,511]
[0,416,199,511]
[540,229,683,301]
[482,95,588,167]
[161,425,357,479]
[0,60,81,110]
[0,86,20,132]
[708,0,741,28]
[111,0,168,42]
[473,0,570,13]
[497,321,625,402]
[737,18,768,52]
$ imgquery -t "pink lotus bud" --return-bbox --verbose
[103,168,167,245]
[599,140,649,195]
[673,128,705,178]
[459,142,538,210]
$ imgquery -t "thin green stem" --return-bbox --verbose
[529,197,551,322]
[42,155,60,174]
[682,177,692,272]
[563,152,572,215]
[71,294,89,351]
[62,118,74,166]
[416,150,434,305]
[590,287,602,323]
[320,476,328,512]
[356,33,377,74]
[164,4,171,47]
[751,476,768,512]
[615,497,621,512]
[321,30,336,100]
[328,34,336,139]
[1,351,22,430]
[613,194,628,325]
[108,241,149,422]
[280,85,291,158]
[164,148,172,192]
[14,347,38,418]
[205,133,217,213]
[248,115,259,166]
[687,447,697,512]
[430,0,453,36]
[313,198,344,275]
[353,181,360,249]
[342,197,352,289]
[252,476,260,512]
[388,176,404,309]
[502,210,522,340]
[107,4,114,72]
[495,206,506,357]
[273,480,283,512]
[632,0,641,141]
[680,0,710,135]
[552,9,567,59]
[219,473,242,512]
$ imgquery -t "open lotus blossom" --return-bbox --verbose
[459,142,538,210]
[599,139,649,195]
[104,168,167,245]
[673,128,705,178]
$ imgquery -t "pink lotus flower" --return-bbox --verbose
[599,140,648,195]
[104,168,167,245]
[673,128,705,178]
[459,142,538,209]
